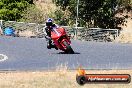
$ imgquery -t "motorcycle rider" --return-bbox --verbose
[44,18,58,50]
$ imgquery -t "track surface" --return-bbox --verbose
[0,37,132,71]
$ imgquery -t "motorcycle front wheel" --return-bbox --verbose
[63,41,74,54]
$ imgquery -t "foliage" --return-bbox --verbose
[0,0,33,21]
[19,5,47,23]
[50,8,73,26]
[53,0,131,28]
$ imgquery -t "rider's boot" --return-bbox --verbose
[47,40,58,50]
[52,44,58,50]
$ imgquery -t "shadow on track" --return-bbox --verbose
[57,52,80,54]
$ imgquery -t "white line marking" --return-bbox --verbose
[0,54,8,62]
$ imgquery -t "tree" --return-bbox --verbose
[0,0,32,21]
[19,5,47,23]
[53,0,127,28]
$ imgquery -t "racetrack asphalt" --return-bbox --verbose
[0,37,132,71]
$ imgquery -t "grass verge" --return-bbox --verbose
[0,70,131,88]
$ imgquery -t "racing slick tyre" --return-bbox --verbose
[63,41,74,54]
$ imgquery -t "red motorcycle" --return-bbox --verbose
[50,27,74,54]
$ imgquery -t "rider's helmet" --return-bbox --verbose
[46,18,53,27]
